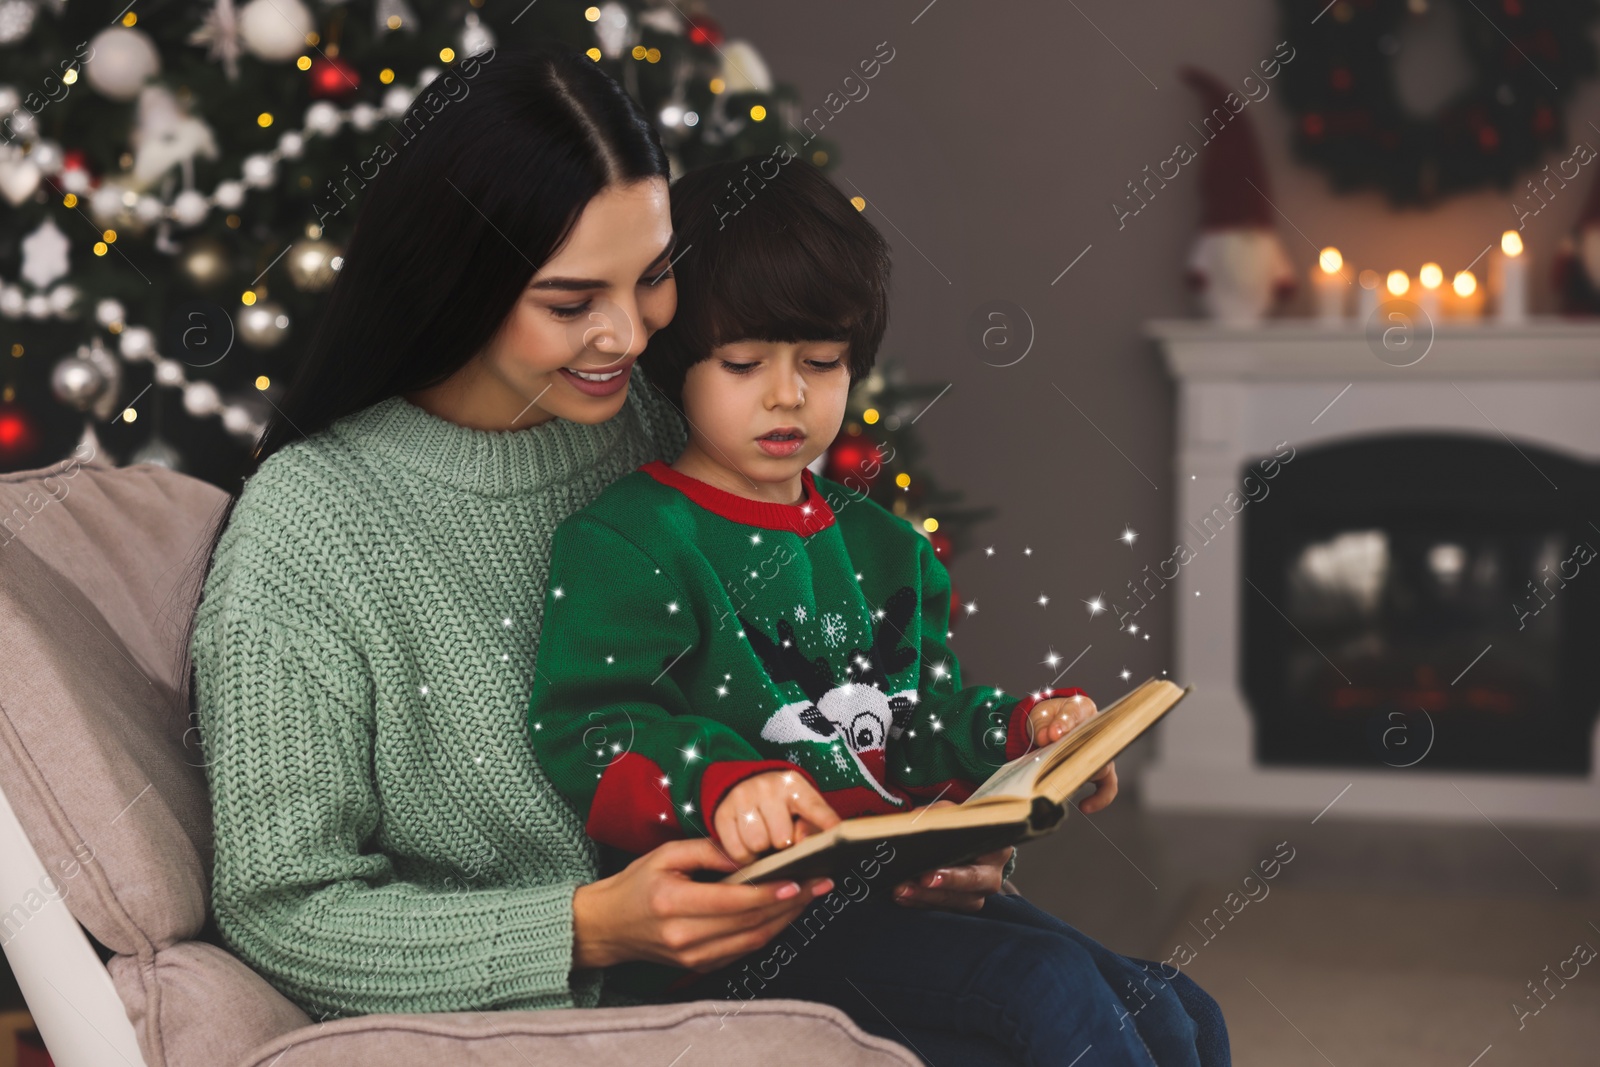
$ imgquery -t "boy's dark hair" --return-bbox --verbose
[642,153,891,410]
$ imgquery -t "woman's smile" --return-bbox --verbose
[558,356,636,397]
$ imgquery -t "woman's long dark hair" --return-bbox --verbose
[178,41,670,703]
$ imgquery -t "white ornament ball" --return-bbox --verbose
[4,107,33,140]
[47,285,78,316]
[418,67,441,87]
[89,185,126,225]
[0,0,37,46]
[0,86,18,115]
[51,357,106,409]
[119,325,157,362]
[153,359,186,387]
[350,103,380,132]
[24,293,49,319]
[238,0,312,62]
[0,285,24,317]
[287,239,339,291]
[241,153,276,189]
[171,189,210,227]
[239,302,290,349]
[213,180,245,210]
[29,141,62,174]
[277,131,305,159]
[383,87,413,118]
[85,27,161,102]
[61,167,91,195]
[221,405,255,436]
[182,381,222,417]
[134,195,165,224]
[305,101,342,135]
[95,298,125,329]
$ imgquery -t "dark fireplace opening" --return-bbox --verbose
[1241,433,1600,775]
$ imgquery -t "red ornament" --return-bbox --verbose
[1330,67,1352,92]
[948,581,963,630]
[686,16,724,46]
[823,434,884,488]
[1301,113,1325,139]
[309,56,360,99]
[0,403,39,461]
[1478,125,1500,151]
[929,531,953,562]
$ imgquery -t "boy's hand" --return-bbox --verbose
[1027,693,1118,814]
[712,770,842,866]
[1027,693,1098,746]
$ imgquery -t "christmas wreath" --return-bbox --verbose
[1276,0,1600,206]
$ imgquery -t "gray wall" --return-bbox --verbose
[711,0,1600,717]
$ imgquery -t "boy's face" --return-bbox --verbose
[680,339,852,485]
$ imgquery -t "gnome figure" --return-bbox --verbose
[1553,166,1600,315]
[1181,66,1296,326]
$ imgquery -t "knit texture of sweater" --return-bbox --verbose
[189,364,686,1019]
[529,461,1079,861]
[528,458,1050,1000]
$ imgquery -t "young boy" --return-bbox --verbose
[526,156,1108,873]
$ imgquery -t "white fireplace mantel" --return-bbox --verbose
[1142,316,1600,826]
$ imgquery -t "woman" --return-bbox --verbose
[187,42,1226,1064]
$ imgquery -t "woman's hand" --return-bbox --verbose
[571,837,834,972]
[712,770,842,866]
[890,800,1011,913]
[1027,694,1118,814]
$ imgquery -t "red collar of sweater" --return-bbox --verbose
[639,460,836,535]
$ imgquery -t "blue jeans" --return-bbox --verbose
[662,890,1229,1067]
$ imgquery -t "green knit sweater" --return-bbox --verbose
[529,461,1076,857]
[528,459,1038,1000]
[189,365,686,1019]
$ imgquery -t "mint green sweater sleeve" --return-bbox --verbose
[193,603,584,1016]
[190,372,682,1018]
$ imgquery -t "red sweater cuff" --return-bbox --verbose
[698,760,820,845]
[1004,687,1089,762]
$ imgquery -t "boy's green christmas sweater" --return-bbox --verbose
[528,460,1082,857]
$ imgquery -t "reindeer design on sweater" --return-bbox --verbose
[739,586,922,806]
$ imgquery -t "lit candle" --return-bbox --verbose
[1496,230,1527,323]
[1451,269,1483,319]
[1417,261,1443,319]
[1357,268,1381,322]
[1386,270,1411,298]
[1313,247,1346,324]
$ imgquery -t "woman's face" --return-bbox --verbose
[445,178,677,429]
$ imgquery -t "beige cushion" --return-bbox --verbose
[0,459,225,954]
[0,459,919,1067]
[236,999,918,1066]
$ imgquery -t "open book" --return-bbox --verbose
[722,677,1191,886]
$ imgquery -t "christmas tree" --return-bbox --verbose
[0,0,985,572]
